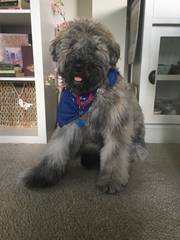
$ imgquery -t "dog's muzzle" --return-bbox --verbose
[73,62,84,85]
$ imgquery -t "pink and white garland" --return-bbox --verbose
[51,0,64,16]
[47,1,68,92]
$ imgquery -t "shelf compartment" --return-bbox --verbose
[157,37,180,76]
[0,11,30,26]
[0,81,37,128]
[154,81,180,115]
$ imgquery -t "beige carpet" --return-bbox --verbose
[0,144,180,240]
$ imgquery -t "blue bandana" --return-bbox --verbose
[57,68,120,128]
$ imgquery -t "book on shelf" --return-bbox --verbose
[0,63,25,77]
[0,0,30,9]
[0,0,19,9]
[0,72,16,77]
[0,63,16,77]
[0,0,18,2]
[21,45,34,76]
[0,0,18,3]
[0,63,14,70]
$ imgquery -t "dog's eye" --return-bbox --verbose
[69,39,77,48]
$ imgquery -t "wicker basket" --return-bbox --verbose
[0,81,37,127]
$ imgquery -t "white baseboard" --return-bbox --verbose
[145,124,180,143]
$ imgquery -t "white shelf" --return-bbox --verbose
[152,18,180,25]
[0,77,35,82]
[157,74,180,81]
[0,126,38,136]
[0,126,47,143]
[0,9,30,14]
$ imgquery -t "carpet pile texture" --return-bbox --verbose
[0,144,180,240]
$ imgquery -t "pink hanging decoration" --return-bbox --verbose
[49,0,69,92]
[51,0,64,16]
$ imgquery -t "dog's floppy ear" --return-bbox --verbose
[50,36,62,62]
[94,22,120,66]
[108,41,120,66]
[50,21,74,62]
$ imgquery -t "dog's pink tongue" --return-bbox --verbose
[74,76,82,82]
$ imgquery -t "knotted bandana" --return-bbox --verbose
[57,68,120,127]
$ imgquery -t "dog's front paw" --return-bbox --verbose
[97,176,128,194]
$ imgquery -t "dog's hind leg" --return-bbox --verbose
[131,123,147,162]
[132,106,147,161]
[20,124,82,188]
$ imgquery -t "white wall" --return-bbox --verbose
[92,0,127,75]
[77,0,92,19]
[64,0,78,20]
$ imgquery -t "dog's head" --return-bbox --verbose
[50,19,120,95]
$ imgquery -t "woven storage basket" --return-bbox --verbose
[0,81,37,127]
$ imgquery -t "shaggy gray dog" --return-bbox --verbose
[21,19,146,194]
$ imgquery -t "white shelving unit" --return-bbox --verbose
[129,0,180,143]
[0,0,57,143]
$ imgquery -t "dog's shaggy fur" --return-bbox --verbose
[21,19,146,194]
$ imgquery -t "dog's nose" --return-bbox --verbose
[74,62,83,71]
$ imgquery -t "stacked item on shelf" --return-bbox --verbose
[0,0,30,9]
[0,33,34,77]
[0,63,15,77]
[0,0,19,9]
[21,45,34,76]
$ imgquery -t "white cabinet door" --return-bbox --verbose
[153,0,180,19]
[145,26,180,124]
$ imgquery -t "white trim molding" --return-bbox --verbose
[145,124,180,143]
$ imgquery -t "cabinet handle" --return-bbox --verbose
[148,70,156,85]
